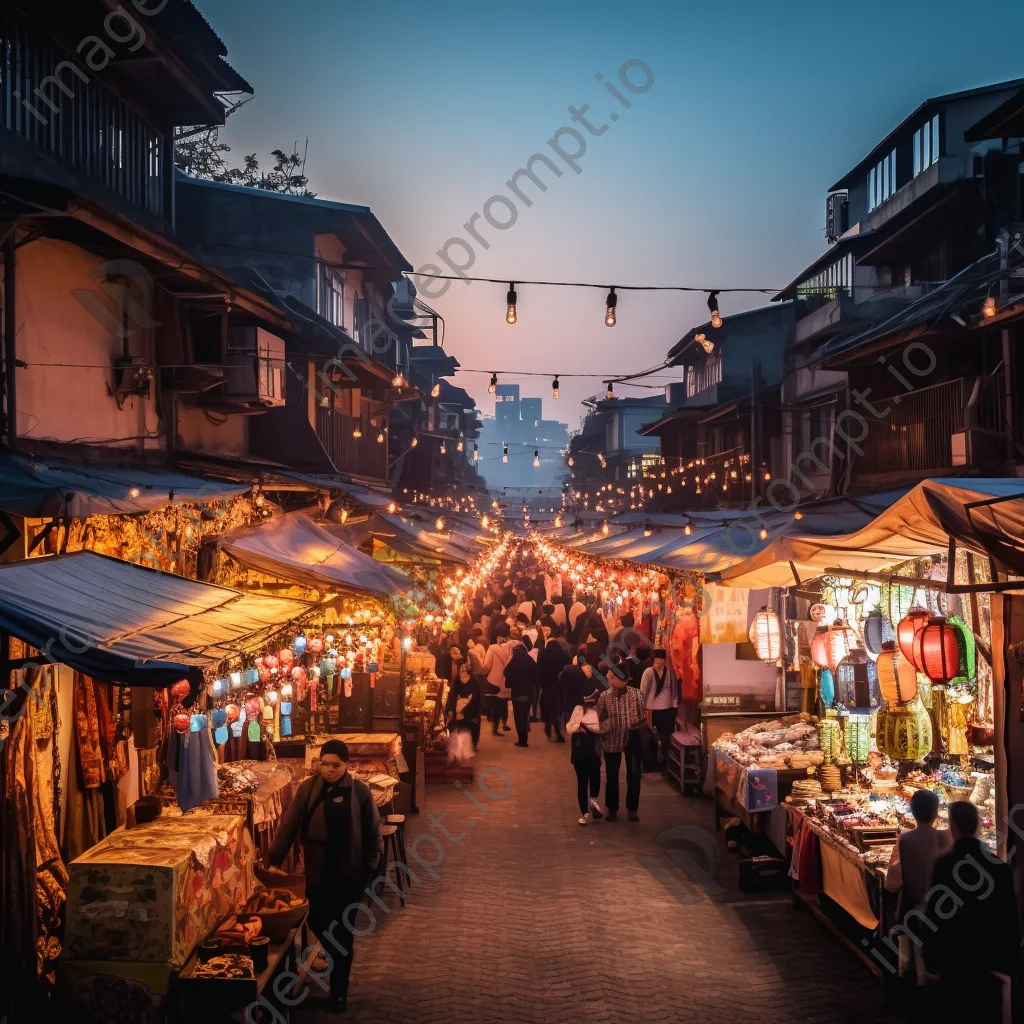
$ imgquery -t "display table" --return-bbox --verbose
[712,749,803,831]
[175,919,308,1023]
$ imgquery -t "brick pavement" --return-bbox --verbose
[295,728,904,1024]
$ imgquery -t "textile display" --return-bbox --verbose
[64,813,254,966]
[166,725,218,813]
[305,733,404,805]
[820,840,878,929]
[668,605,702,702]
[713,749,778,812]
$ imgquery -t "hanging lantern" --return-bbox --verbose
[845,713,872,762]
[810,626,831,669]
[263,653,279,671]
[825,620,859,673]
[308,637,325,655]
[835,649,881,711]
[225,703,240,723]
[819,667,836,707]
[229,671,243,690]
[876,640,919,705]
[896,607,930,666]
[862,611,895,656]
[171,680,191,702]
[877,701,933,761]
[173,713,191,734]
[913,617,961,684]
[243,667,260,687]
[293,635,308,657]
[748,606,781,662]
[278,646,294,665]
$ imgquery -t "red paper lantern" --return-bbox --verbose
[825,621,858,673]
[896,607,929,667]
[263,653,279,670]
[225,703,241,723]
[291,665,308,685]
[170,680,191,702]
[278,646,294,665]
[913,617,960,684]
[810,626,831,669]
[308,637,325,654]
[876,640,919,705]
[173,713,190,734]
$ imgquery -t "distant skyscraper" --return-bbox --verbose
[520,398,542,426]
[495,383,520,425]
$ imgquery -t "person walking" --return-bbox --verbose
[640,649,679,771]
[482,624,514,735]
[883,788,951,985]
[504,632,538,747]
[596,671,646,822]
[445,662,482,762]
[266,740,383,1014]
[566,690,605,825]
[538,621,572,740]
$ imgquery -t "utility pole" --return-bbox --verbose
[2,231,16,450]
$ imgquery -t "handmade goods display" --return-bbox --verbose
[713,713,823,770]
[304,733,403,807]
[63,814,254,967]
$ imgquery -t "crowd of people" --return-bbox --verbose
[436,546,680,825]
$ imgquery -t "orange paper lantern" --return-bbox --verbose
[825,621,858,673]
[810,626,831,669]
[913,617,960,684]
[876,640,919,705]
[896,607,929,667]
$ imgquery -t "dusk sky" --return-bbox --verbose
[201,0,1024,428]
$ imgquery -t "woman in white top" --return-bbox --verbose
[639,649,678,772]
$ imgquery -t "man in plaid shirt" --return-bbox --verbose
[596,670,646,822]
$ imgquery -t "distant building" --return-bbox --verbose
[495,384,521,425]
[478,392,569,495]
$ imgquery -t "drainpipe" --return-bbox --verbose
[3,233,16,450]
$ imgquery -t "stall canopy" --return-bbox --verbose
[220,513,411,596]
[0,449,249,518]
[716,479,1024,588]
[0,551,310,687]
[327,512,479,565]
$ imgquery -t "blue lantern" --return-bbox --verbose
[819,668,835,707]
[243,667,260,686]
[294,635,308,657]
[863,611,894,656]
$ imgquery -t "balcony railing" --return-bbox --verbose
[852,377,995,477]
[1,7,166,218]
[315,405,388,481]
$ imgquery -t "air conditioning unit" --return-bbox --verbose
[826,191,849,244]
[951,429,1004,469]
[223,327,286,407]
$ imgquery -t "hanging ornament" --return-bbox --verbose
[293,635,308,657]
[748,606,781,662]
[810,626,830,669]
[278,646,294,665]
[819,667,836,707]
[825,620,859,673]
[913,617,961,684]
[896,607,930,667]
[173,713,190,734]
[308,636,325,655]
[171,680,191,702]
[876,640,919,705]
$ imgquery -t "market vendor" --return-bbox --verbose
[265,739,383,1014]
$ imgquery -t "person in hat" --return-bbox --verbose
[266,739,383,1014]
[640,649,679,771]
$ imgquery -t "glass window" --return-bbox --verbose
[868,166,876,211]
[882,155,890,201]
[890,149,897,195]
[931,113,940,164]
[913,129,922,177]
[922,120,931,170]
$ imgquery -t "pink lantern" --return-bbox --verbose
[308,637,325,655]
[278,646,294,665]
[245,697,261,719]
[263,653,279,671]
[810,627,831,669]
[825,620,858,674]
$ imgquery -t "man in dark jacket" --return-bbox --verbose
[538,621,572,740]
[268,739,383,1013]
[923,800,1018,1020]
[504,634,538,747]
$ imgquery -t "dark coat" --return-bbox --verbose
[270,772,383,888]
[445,678,482,730]
[923,836,1019,979]
[504,645,538,702]
[559,665,596,715]
[538,638,572,692]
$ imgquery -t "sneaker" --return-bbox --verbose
[628,811,640,822]
[605,811,618,822]
[589,799,604,820]
[578,815,589,826]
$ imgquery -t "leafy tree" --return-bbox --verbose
[174,128,315,196]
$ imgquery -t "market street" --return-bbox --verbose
[296,732,898,1024]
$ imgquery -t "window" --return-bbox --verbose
[797,253,854,299]
[913,113,941,180]
[687,355,723,398]
[315,256,345,328]
[867,148,897,211]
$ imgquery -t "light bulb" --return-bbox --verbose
[567,456,574,467]
[711,311,723,329]
[759,527,768,540]
[552,377,560,399]
[377,431,385,443]
[440,443,447,455]
[795,510,804,520]
[605,382,614,400]
[533,450,540,468]
[457,438,464,452]
[392,374,404,388]
[489,372,497,395]
[684,522,693,536]
[605,287,617,327]
[353,426,362,439]
[410,436,418,447]
[129,487,140,498]
[708,290,722,329]
[431,382,441,398]
[506,283,517,324]
[387,501,397,513]
[984,295,997,318]
[473,444,479,462]
[436,516,445,531]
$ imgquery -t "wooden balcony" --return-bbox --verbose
[1,7,166,220]
[852,375,1005,481]
[315,405,388,482]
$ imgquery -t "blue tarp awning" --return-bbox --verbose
[0,450,249,518]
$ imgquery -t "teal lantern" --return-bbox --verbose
[819,668,835,707]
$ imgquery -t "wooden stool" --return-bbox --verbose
[386,813,407,875]
[380,824,406,906]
